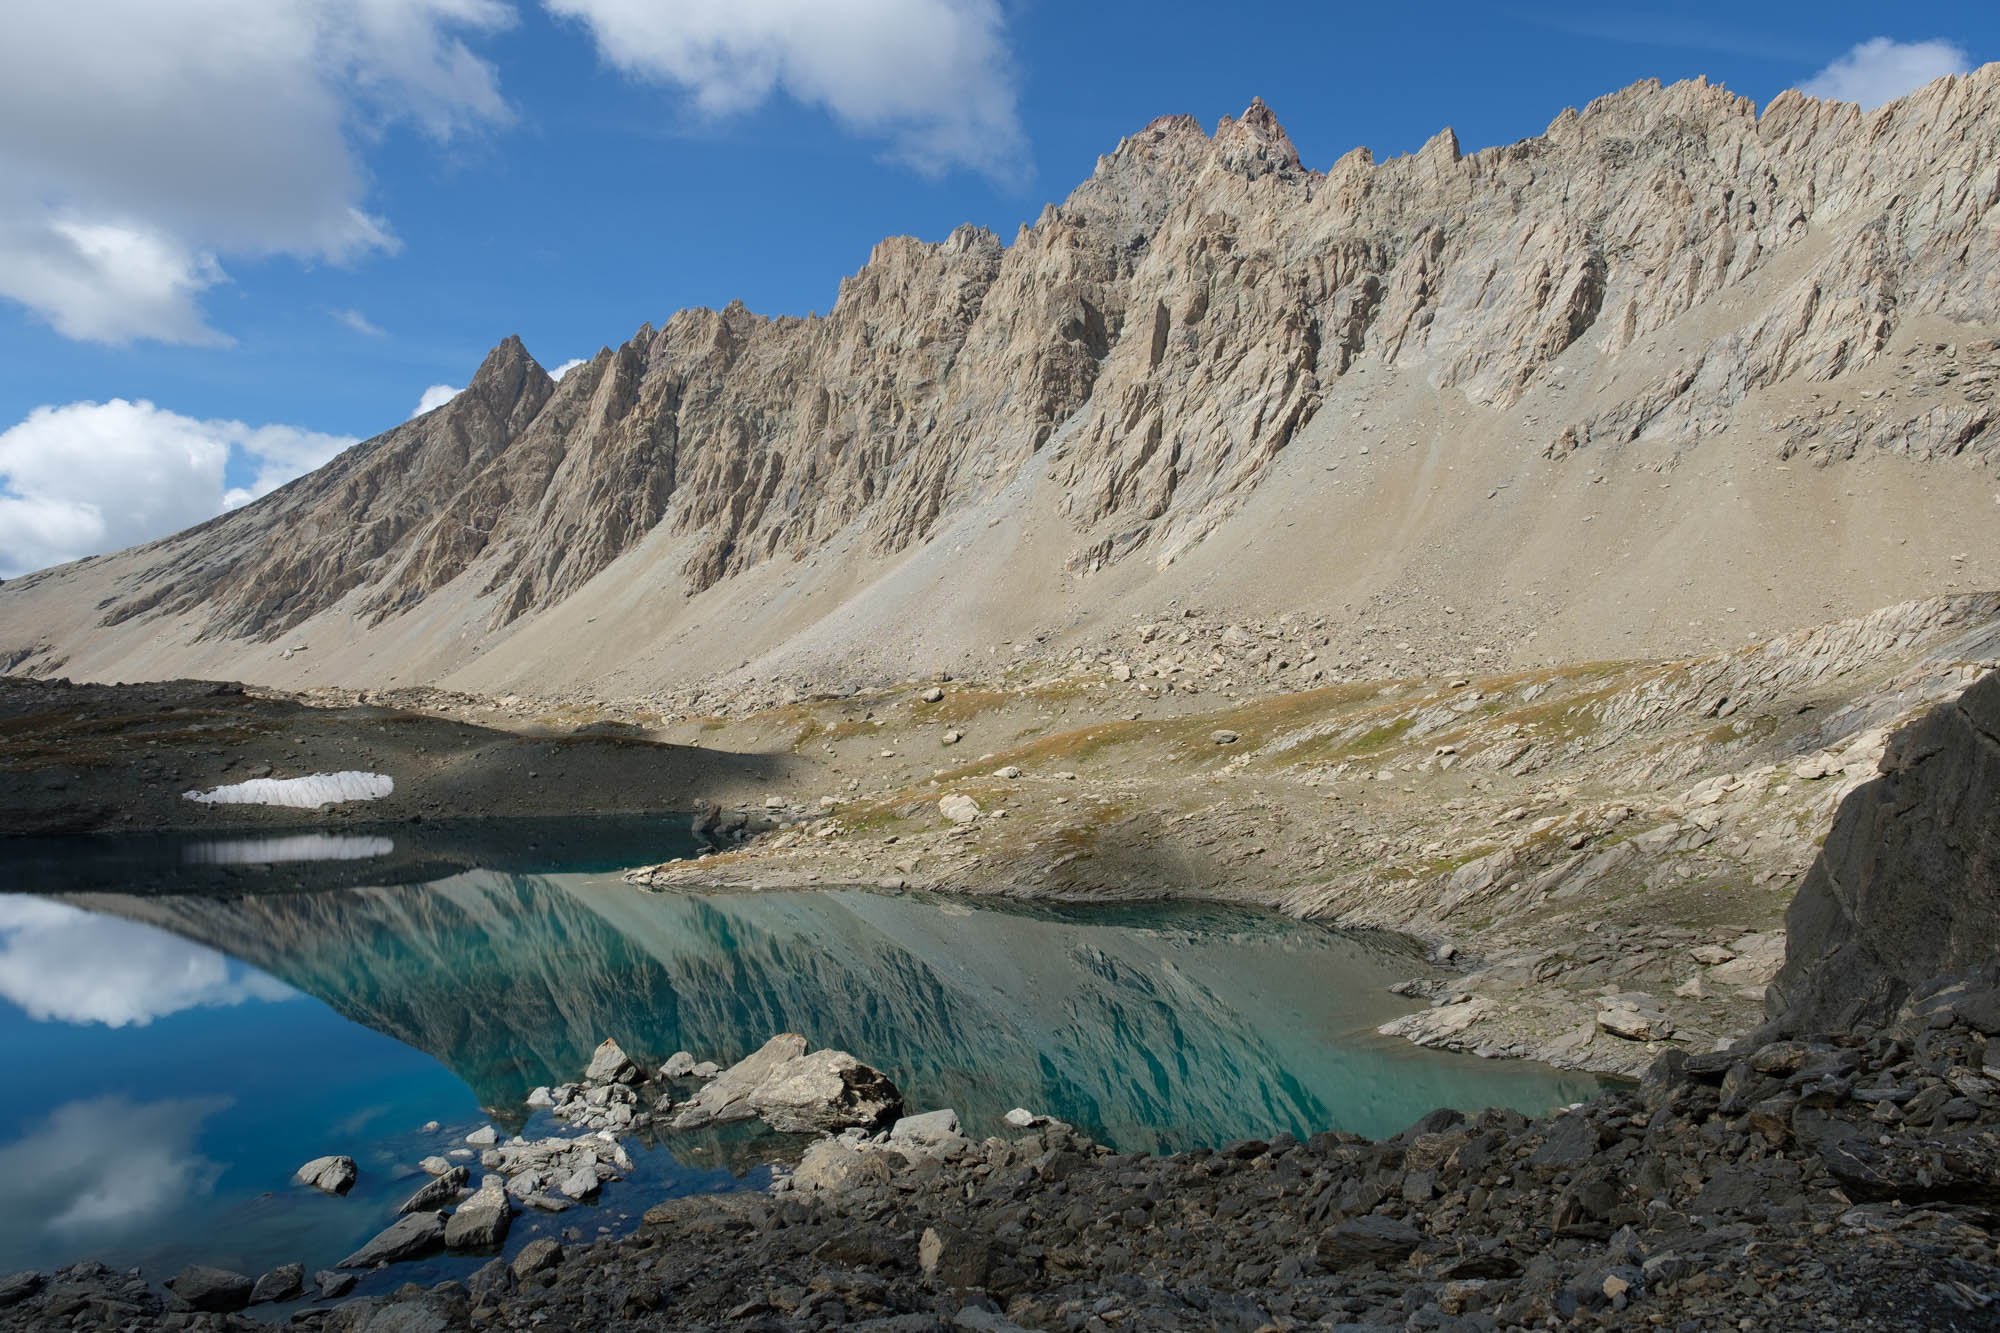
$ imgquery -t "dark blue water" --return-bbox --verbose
[0,819,1603,1301]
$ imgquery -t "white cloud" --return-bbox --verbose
[551,357,588,379]
[544,0,1027,180]
[0,898,293,1028]
[413,383,463,417]
[1800,37,1973,110]
[0,0,515,345]
[0,399,356,576]
[333,307,388,337]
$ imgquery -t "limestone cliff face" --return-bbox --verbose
[36,67,2000,654]
[1765,671,2000,1033]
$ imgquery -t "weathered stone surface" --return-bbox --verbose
[294,1154,357,1195]
[669,1033,809,1128]
[443,1180,513,1250]
[338,1212,447,1269]
[167,1265,253,1312]
[395,1165,467,1215]
[790,1139,894,1194]
[938,794,980,824]
[665,1035,899,1133]
[509,1238,563,1282]
[1768,673,2000,1033]
[0,1274,39,1310]
[583,1038,640,1084]
[1316,1215,1424,1269]
[248,1263,304,1305]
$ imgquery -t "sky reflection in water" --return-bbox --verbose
[0,824,1604,1286]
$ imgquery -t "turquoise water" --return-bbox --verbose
[0,819,1603,1296]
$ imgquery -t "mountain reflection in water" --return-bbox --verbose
[70,874,1603,1150]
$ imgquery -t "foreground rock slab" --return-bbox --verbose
[338,1211,446,1269]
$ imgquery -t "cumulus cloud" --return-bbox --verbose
[413,384,463,417]
[1800,37,1974,110]
[332,307,388,337]
[0,0,515,344]
[0,399,356,576]
[550,357,588,379]
[0,898,293,1028]
[544,0,1027,180]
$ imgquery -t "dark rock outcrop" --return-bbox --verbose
[1766,671,2000,1033]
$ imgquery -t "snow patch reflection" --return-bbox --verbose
[182,833,394,865]
[0,898,293,1027]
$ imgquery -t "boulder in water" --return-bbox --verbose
[293,1155,356,1195]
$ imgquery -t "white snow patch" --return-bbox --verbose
[182,834,395,864]
[182,772,394,809]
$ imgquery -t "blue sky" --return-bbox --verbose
[0,1,1993,577]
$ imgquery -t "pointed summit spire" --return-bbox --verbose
[461,335,555,436]
[1213,97,1303,180]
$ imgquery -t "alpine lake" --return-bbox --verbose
[0,816,1604,1310]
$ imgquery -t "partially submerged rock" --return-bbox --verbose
[338,1212,446,1269]
[669,1034,902,1134]
[293,1154,356,1195]
[583,1038,640,1085]
[395,1164,467,1214]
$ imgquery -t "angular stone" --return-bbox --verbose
[339,1211,447,1268]
[1316,1216,1424,1269]
[668,1034,816,1129]
[314,1270,356,1300]
[919,1223,992,1288]
[889,1108,965,1154]
[791,1139,893,1194]
[938,794,980,824]
[584,1037,640,1084]
[0,1272,41,1309]
[168,1265,253,1312]
[294,1154,357,1195]
[510,1238,564,1281]
[248,1263,304,1305]
[444,1182,513,1249]
[396,1164,468,1214]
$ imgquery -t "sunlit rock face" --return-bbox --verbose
[20,68,1994,684]
[73,877,1601,1149]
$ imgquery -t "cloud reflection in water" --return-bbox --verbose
[0,1095,230,1242]
[0,898,293,1027]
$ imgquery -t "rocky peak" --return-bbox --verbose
[463,333,556,435]
[1211,96,1304,180]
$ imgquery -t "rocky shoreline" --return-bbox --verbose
[8,969,2000,1331]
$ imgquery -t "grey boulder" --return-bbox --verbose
[396,1164,468,1214]
[669,1033,902,1134]
[249,1263,304,1305]
[443,1180,513,1249]
[339,1211,447,1269]
[584,1038,640,1084]
[168,1264,253,1312]
[294,1154,357,1195]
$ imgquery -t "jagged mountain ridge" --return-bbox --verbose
[3,68,1998,695]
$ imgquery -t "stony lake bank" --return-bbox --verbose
[1,613,1998,1328]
